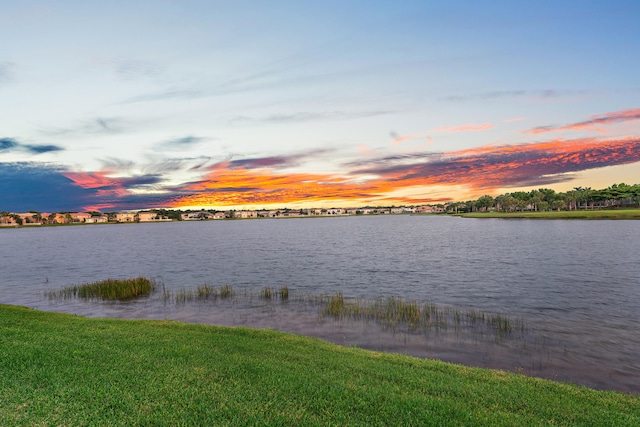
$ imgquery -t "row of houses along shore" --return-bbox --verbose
[0,205,445,227]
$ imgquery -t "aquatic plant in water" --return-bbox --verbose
[49,279,523,337]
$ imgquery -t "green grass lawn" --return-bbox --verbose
[1,305,638,426]
[457,208,640,219]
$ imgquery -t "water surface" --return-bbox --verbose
[1,216,638,392]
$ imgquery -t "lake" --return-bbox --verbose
[1,215,638,392]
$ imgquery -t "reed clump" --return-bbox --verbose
[173,284,235,303]
[260,286,273,299]
[220,284,234,299]
[48,277,155,301]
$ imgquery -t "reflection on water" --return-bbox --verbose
[1,216,639,393]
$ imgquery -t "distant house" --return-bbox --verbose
[416,205,443,214]
[279,210,302,217]
[70,212,92,223]
[85,215,108,223]
[137,212,159,222]
[16,213,43,225]
[326,208,344,215]
[235,210,258,219]
[213,212,227,220]
[53,213,70,224]
[256,210,278,218]
[181,211,214,221]
[116,212,136,222]
[0,215,18,227]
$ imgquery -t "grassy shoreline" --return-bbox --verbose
[456,208,640,219]
[1,304,638,425]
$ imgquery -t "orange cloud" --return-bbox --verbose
[168,136,640,208]
[63,171,118,189]
[357,144,373,154]
[357,136,640,192]
[55,135,640,210]
[391,132,431,145]
[525,107,640,134]
[173,168,381,207]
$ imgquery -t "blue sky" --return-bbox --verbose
[2,1,639,212]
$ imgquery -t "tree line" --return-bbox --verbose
[446,183,640,213]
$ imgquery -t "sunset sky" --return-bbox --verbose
[2,1,639,212]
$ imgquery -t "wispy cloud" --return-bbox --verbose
[163,136,205,146]
[524,107,640,134]
[441,89,587,102]
[123,89,204,104]
[390,131,432,146]
[158,135,208,151]
[357,144,373,154]
[38,117,125,136]
[229,110,395,125]
[112,58,163,81]
[217,149,332,170]
[0,137,64,154]
[435,123,493,133]
[0,61,16,84]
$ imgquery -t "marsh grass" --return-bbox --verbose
[47,277,155,301]
[260,286,273,299]
[319,293,523,337]
[169,283,239,304]
[50,279,522,337]
[161,286,523,337]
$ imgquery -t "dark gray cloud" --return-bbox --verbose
[119,174,164,189]
[144,156,213,174]
[0,137,64,155]
[162,136,206,147]
[0,162,93,212]
[0,138,18,151]
[344,152,443,168]
[22,144,64,154]
[229,156,298,169]
[224,149,332,170]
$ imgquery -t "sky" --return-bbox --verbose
[2,0,639,212]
